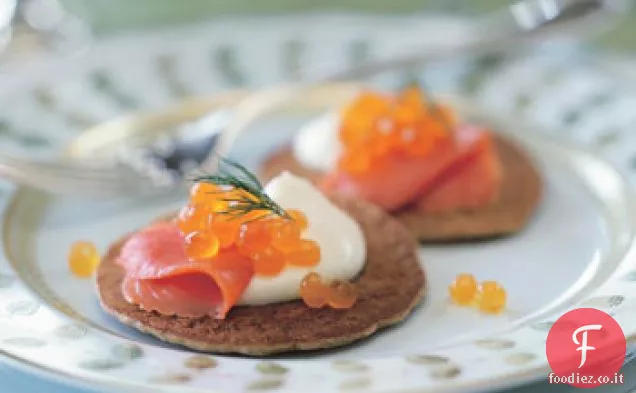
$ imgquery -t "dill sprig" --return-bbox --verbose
[192,157,290,222]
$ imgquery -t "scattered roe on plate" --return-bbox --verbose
[448,273,477,306]
[178,182,320,277]
[337,86,457,174]
[68,240,101,278]
[476,281,507,314]
[449,274,506,314]
[300,272,358,309]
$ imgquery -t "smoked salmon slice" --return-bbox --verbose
[416,130,502,213]
[321,125,502,212]
[118,222,253,319]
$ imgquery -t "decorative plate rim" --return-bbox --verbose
[1,85,636,393]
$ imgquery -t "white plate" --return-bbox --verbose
[1,85,636,393]
[1,14,636,393]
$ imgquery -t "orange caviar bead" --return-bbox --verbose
[209,215,240,248]
[366,132,393,158]
[285,239,321,267]
[190,182,221,205]
[327,280,358,309]
[477,281,507,314]
[271,221,302,252]
[392,103,419,126]
[237,221,274,255]
[354,91,391,112]
[68,240,100,278]
[251,247,286,276]
[340,92,391,145]
[184,231,220,260]
[287,209,308,231]
[399,85,426,112]
[449,273,478,306]
[300,272,329,308]
[177,203,211,234]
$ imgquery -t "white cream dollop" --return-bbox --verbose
[237,172,366,305]
[291,112,341,172]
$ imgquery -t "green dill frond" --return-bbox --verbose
[192,157,291,221]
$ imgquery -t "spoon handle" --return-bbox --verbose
[310,0,627,82]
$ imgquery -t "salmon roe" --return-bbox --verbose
[299,272,358,309]
[449,273,478,306]
[179,181,320,277]
[449,274,506,314]
[184,231,220,260]
[68,240,101,278]
[337,86,456,174]
[477,281,507,314]
[300,272,330,308]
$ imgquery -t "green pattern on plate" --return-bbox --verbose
[213,46,246,87]
[90,71,138,109]
[32,86,95,128]
[0,120,9,135]
[2,337,47,348]
[157,54,190,98]
[331,359,369,373]
[581,295,625,309]
[78,359,125,371]
[5,300,40,316]
[247,378,284,391]
[338,377,372,390]
[256,362,289,375]
[530,321,554,331]
[504,353,537,366]
[474,338,515,350]
[33,87,56,110]
[405,354,451,365]
[562,110,582,126]
[430,365,461,379]
[461,54,505,95]
[514,93,533,111]
[112,343,144,360]
[349,40,370,68]
[53,323,88,340]
[588,91,615,108]
[596,129,620,147]
[283,40,304,80]
[184,355,217,370]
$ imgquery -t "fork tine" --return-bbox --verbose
[2,157,121,180]
[0,156,162,197]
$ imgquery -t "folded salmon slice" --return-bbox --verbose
[417,128,502,213]
[118,222,253,319]
[321,125,501,212]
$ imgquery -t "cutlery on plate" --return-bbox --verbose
[0,0,627,198]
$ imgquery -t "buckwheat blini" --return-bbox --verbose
[98,166,425,355]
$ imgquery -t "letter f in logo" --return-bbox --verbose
[572,324,603,368]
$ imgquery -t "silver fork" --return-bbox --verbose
[0,156,165,198]
[0,0,626,198]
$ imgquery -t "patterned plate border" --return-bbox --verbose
[1,85,636,393]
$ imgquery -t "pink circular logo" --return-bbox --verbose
[546,308,625,388]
